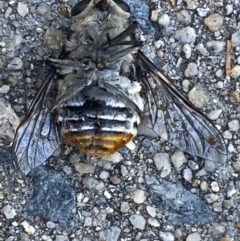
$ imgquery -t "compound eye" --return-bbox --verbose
[113,0,130,13]
[71,0,91,16]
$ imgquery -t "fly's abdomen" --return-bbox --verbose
[57,85,140,157]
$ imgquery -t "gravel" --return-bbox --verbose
[0,0,239,240]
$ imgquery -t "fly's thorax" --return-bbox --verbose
[57,81,143,157]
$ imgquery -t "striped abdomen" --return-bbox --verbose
[57,85,141,156]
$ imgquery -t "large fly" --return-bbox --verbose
[12,0,228,175]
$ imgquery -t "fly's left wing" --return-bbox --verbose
[137,50,228,163]
[12,67,61,175]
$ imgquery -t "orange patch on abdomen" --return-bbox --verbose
[64,132,133,157]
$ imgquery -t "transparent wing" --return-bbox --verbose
[12,69,60,175]
[137,50,228,163]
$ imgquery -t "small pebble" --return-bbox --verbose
[226,181,236,198]
[158,14,170,27]
[129,214,146,230]
[231,154,240,171]
[196,43,208,56]
[120,202,130,213]
[7,57,23,70]
[153,153,171,178]
[211,223,226,234]
[184,0,198,9]
[223,130,232,139]
[184,63,198,77]
[46,221,56,229]
[84,217,92,226]
[200,181,208,191]
[99,171,110,179]
[133,189,146,204]
[37,2,50,15]
[182,44,191,59]
[183,168,192,182]
[150,10,158,22]
[17,2,29,17]
[146,206,156,217]
[20,221,35,235]
[159,231,174,241]
[231,30,240,47]
[171,150,187,173]
[186,232,201,241]
[230,65,240,78]
[228,119,239,132]
[207,109,222,120]
[219,238,233,241]
[74,163,95,174]
[205,193,219,203]
[2,205,17,219]
[204,13,224,32]
[82,176,105,191]
[229,90,240,103]
[110,175,121,184]
[182,79,190,92]
[99,226,121,241]
[206,41,225,53]
[104,190,112,199]
[176,10,191,25]
[188,86,208,108]
[147,218,160,227]
[175,27,196,44]
[0,85,10,94]
[211,181,220,192]
[55,235,69,241]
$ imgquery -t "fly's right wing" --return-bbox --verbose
[12,64,62,175]
[137,50,228,163]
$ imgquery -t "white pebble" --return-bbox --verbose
[232,30,240,47]
[228,119,240,132]
[211,181,220,192]
[196,43,208,56]
[206,41,225,53]
[186,232,201,241]
[0,85,10,94]
[158,14,170,27]
[74,163,95,174]
[120,202,130,213]
[133,189,146,204]
[159,231,174,241]
[104,190,112,199]
[147,218,160,227]
[183,168,192,182]
[7,57,23,70]
[204,13,224,32]
[171,150,187,173]
[2,205,17,219]
[184,63,198,77]
[230,65,240,78]
[176,10,191,25]
[146,206,156,217]
[182,79,190,92]
[155,40,165,49]
[17,2,28,17]
[182,44,191,59]
[153,153,171,178]
[200,181,208,191]
[20,221,35,235]
[129,214,146,230]
[207,109,222,120]
[188,86,208,108]
[175,27,196,44]
[223,130,232,139]
[99,171,110,179]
